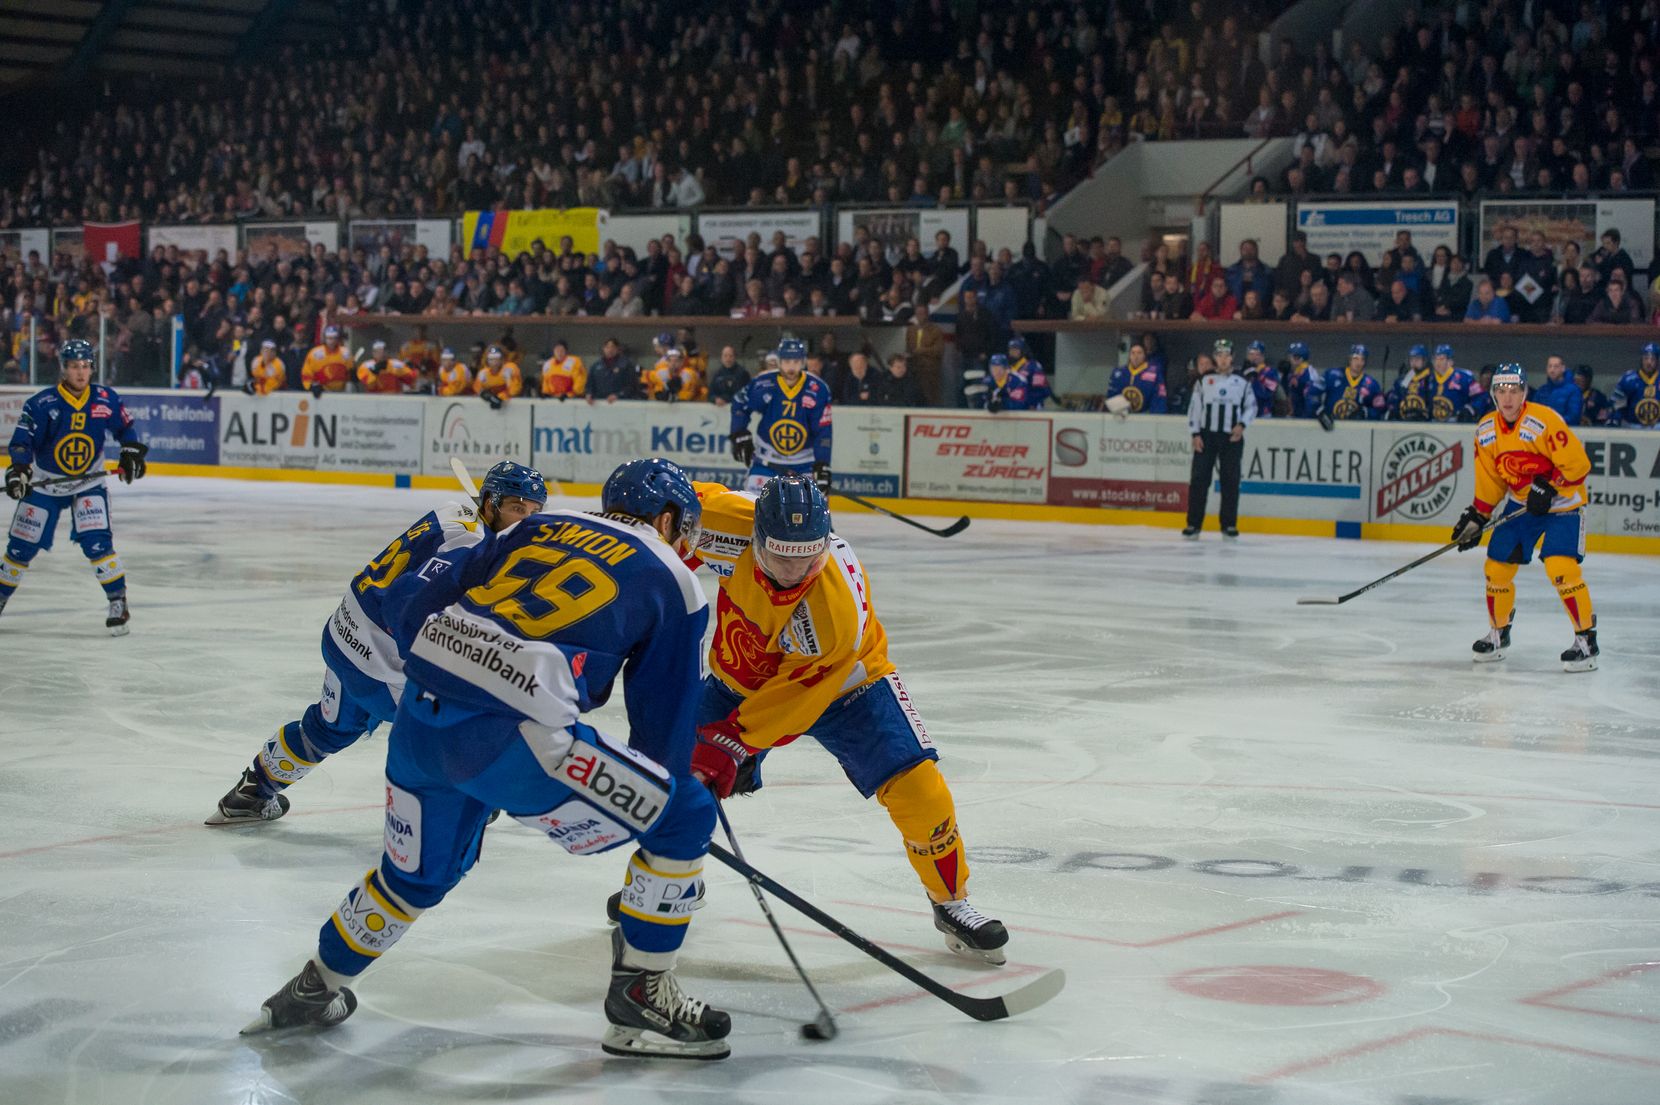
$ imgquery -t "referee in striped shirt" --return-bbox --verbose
[1184,338,1257,540]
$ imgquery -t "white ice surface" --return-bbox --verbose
[2,477,1658,1105]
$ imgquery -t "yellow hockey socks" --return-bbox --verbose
[1544,556,1594,632]
[1483,559,1517,628]
[876,761,969,903]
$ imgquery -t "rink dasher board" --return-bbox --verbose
[2,387,1656,554]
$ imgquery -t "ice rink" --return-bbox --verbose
[2,476,1657,1105]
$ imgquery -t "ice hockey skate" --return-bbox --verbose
[933,898,1009,965]
[204,767,290,826]
[241,960,356,1034]
[601,930,730,1060]
[1562,622,1599,672]
[106,593,129,636]
[1472,623,1511,662]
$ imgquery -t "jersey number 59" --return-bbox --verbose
[466,546,618,638]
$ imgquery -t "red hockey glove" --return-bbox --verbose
[691,716,761,798]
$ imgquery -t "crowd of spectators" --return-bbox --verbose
[1259,2,1660,200]
[0,0,1283,231]
[1133,228,1660,327]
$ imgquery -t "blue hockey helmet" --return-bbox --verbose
[1287,341,1310,361]
[1490,362,1526,389]
[753,475,830,589]
[988,353,1010,371]
[1643,342,1660,359]
[480,460,548,511]
[1007,336,1027,356]
[777,337,807,361]
[1350,343,1368,359]
[439,347,456,362]
[1246,340,1267,356]
[602,457,702,556]
[323,325,342,340]
[60,338,95,366]
[1408,344,1428,360]
[1434,343,1454,359]
[655,330,674,348]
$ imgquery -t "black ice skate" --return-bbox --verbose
[205,767,290,826]
[933,898,1010,965]
[1181,526,1200,540]
[602,930,730,1060]
[106,593,129,636]
[241,960,357,1034]
[1472,623,1511,663]
[1222,527,1240,539]
[1561,623,1599,673]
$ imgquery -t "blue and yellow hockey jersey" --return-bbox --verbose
[730,370,833,468]
[389,510,709,774]
[7,382,141,495]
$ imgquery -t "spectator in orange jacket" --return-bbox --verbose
[357,340,419,393]
[540,338,587,398]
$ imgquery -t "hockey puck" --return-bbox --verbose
[800,1020,836,1041]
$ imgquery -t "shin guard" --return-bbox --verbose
[1544,555,1594,632]
[1484,559,1518,629]
[877,760,969,904]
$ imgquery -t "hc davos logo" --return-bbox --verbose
[1376,435,1463,520]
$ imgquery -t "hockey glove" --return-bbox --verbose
[242,378,257,395]
[1316,410,1335,432]
[986,394,1005,413]
[4,462,30,501]
[310,382,325,398]
[730,429,754,465]
[481,389,504,410]
[117,441,149,484]
[691,718,761,799]
[1451,505,1489,551]
[1526,476,1555,517]
[813,463,832,495]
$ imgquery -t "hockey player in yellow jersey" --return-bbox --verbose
[1450,363,1598,671]
[679,475,1008,962]
[434,348,471,396]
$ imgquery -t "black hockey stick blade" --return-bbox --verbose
[706,842,1064,1022]
[1295,595,1342,605]
[838,491,971,538]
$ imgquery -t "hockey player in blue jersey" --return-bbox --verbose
[3,339,148,633]
[245,458,730,1059]
[980,353,1039,411]
[1323,344,1387,421]
[1420,344,1483,422]
[1282,342,1328,423]
[728,337,833,494]
[1241,340,1282,418]
[1387,345,1433,421]
[1612,342,1660,428]
[205,461,548,826]
[1106,341,1167,413]
[1006,337,1050,408]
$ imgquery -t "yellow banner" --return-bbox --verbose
[460,208,609,256]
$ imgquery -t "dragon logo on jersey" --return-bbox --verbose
[53,432,96,475]
[768,419,808,456]
[713,589,779,691]
[1495,449,1556,488]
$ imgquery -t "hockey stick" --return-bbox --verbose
[1297,517,1499,606]
[838,491,970,538]
[449,456,480,499]
[23,467,121,490]
[714,802,838,1041]
[705,843,1065,1022]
